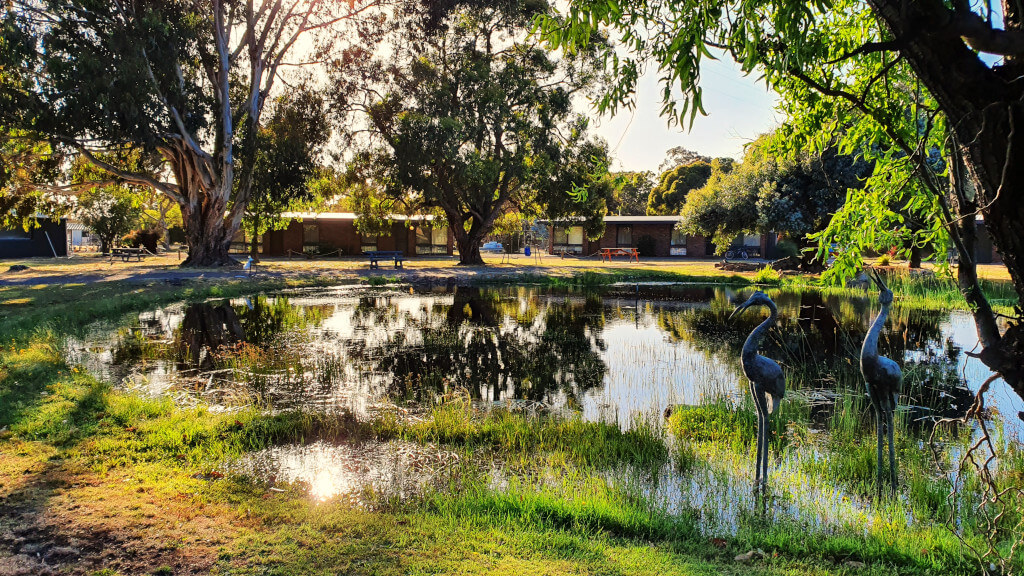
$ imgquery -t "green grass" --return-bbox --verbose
[2,276,1023,574]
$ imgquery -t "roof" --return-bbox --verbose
[280,212,436,221]
[543,215,682,225]
[603,215,683,223]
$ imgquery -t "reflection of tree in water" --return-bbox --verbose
[176,302,245,368]
[173,296,327,369]
[356,287,608,405]
[654,288,971,424]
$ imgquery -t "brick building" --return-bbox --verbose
[548,216,776,258]
[262,213,453,257]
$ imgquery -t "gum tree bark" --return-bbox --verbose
[866,0,1024,393]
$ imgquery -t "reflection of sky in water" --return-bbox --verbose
[941,312,1023,441]
[582,314,738,426]
[229,440,456,503]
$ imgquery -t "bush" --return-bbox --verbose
[774,238,799,258]
[876,254,891,266]
[122,228,161,253]
[753,265,782,285]
[636,235,657,257]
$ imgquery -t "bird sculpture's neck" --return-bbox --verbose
[742,300,777,365]
[863,300,890,361]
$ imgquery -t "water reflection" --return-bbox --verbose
[229,440,458,504]
[68,284,1020,439]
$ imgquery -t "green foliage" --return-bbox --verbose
[2,0,381,265]
[606,171,653,215]
[534,0,1014,311]
[667,403,755,449]
[752,266,782,285]
[343,1,610,263]
[678,144,768,254]
[242,88,331,250]
[0,131,66,229]
[647,160,717,216]
[76,186,144,254]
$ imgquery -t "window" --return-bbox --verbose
[360,233,378,253]
[670,228,687,256]
[302,224,319,245]
[616,225,632,247]
[552,225,584,254]
[416,226,448,254]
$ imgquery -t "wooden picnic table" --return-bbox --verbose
[600,247,639,263]
[110,247,145,262]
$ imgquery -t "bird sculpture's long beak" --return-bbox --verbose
[868,268,888,291]
[728,301,749,321]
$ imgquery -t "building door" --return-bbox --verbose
[395,226,408,254]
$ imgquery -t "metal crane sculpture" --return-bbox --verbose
[860,269,903,495]
[730,291,786,489]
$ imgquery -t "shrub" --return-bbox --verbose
[753,265,782,285]
[122,228,161,253]
[774,238,799,258]
[876,254,891,266]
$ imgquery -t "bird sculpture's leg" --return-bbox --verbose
[750,381,763,488]
[887,406,898,494]
[761,402,770,487]
[875,405,885,497]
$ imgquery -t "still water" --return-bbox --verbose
[69,283,1020,431]
[68,283,1022,533]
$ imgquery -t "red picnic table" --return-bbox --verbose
[600,247,640,263]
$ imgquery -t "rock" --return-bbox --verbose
[0,554,52,576]
[734,549,765,563]
[20,542,47,556]
[43,546,81,563]
[7,264,29,272]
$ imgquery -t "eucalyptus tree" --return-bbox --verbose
[1,0,385,266]
[537,0,1024,397]
[335,0,612,265]
[647,159,721,215]
[242,88,331,259]
[606,170,654,215]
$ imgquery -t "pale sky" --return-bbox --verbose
[590,56,781,174]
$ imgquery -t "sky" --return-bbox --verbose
[589,56,781,174]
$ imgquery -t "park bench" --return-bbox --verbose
[110,247,145,262]
[365,250,405,269]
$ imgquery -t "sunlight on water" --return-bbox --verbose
[229,440,458,504]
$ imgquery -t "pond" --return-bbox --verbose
[68,283,1023,538]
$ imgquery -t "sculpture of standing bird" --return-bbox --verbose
[860,269,903,495]
[730,291,786,488]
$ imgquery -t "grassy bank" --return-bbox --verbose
[1,269,1021,575]
[4,327,1020,574]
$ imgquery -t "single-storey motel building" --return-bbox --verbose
[548,215,776,258]
[262,212,454,257]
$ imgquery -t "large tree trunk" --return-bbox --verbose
[455,232,485,265]
[180,195,239,267]
[867,1,1024,399]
